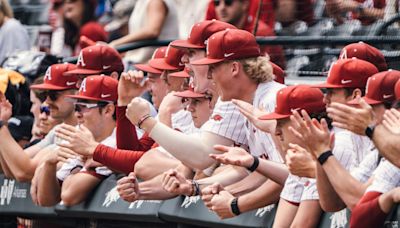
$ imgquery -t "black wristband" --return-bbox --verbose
[191,180,200,196]
[247,155,259,172]
[317,150,333,165]
[137,114,151,129]
[230,197,241,216]
[365,125,376,139]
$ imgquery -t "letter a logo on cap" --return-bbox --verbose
[44,67,52,81]
[79,78,87,92]
[339,49,347,59]
[77,51,86,67]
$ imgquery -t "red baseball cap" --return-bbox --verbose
[395,80,400,100]
[66,75,118,103]
[171,20,237,49]
[348,70,400,105]
[149,45,185,71]
[313,59,378,89]
[169,67,190,78]
[134,47,167,74]
[271,62,285,84]
[191,29,261,65]
[174,89,206,98]
[31,63,79,91]
[339,42,387,72]
[64,45,124,76]
[259,85,325,120]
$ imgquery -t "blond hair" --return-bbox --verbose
[238,56,274,84]
[0,0,13,18]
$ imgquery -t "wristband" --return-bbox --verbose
[317,150,333,165]
[0,120,4,129]
[137,114,151,129]
[191,180,200,196]
[365,124,376,139]
[247,155,259,172]
[230,197,241,215]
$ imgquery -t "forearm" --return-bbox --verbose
[256,159,289,186]
[321,157,365,210]
[372,125,400,167]
[238,180,282,213]
[379,188,399,213]
[147,121,230,170]
[111,29,159,47]
[37,162,61,206]
[225,172,268,196]
[93,144,145,174]
[0,152,14,178]
[157,110,173,128]
[316,163,346,212]
[0,127,36,182]
[196,166,249,189]
[138,175,177,200]
[361,8,384,19]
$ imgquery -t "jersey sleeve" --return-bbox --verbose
[366,160,400,194]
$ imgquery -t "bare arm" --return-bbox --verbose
[371,125,400,167]
[36,160,61,206]
[196,165,249,188]
[109,0,167,47]
[61,172,102,206]
[225,171,268,196]
[238,180,282,213]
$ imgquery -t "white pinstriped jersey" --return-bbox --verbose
[351,148,380,183]
[201,98,248,146]
[301,179,319,201]
[280,174,308,203]
[332,128,356,170]
[366,159,400,194]
[350,133,375,168]
[171,109,199,134]
[247,81,285,162]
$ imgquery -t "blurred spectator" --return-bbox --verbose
[63,0,108,56]
[105,0,136,41]
[206,0,276,29]
[30,76,44,142]
[326,0,385,25]
[0,0,30,64]
[109,0,179,64]
[213,0,286,67]
[276,0,315,26]
[48,0,67,56]
[175,0,208,38]
[7,115,34,148]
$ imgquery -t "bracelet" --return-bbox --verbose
[247,155,259,172]
[191,180,200,196]
[317,150,333,165]
[137,114,151,129]
[230,197,241,215]
[365,124,376,139]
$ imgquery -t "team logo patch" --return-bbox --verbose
[212,114,223,121]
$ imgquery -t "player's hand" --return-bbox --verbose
[158,92,186,116]
[0,93,12,122]
[84,158,103,170]
[117,172,140,202]
[382,108,400,135]
[210,145,254,168]
[232,99,276,133]
[201,183,224,209]
[126,97,151,126]
[209,191,236,219]
[327,97,375,135]
[55,124,98,157]
[161,169,193,196]
[286,144,316,178]
[30,164,43,205]
[118,70,150,106]
[289,110,333,158]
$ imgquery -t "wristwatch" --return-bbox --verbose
[365,124,376,139]
[230,197,241,215]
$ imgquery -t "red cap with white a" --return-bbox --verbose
[339,42,387,72]
[191,29,261,65]
[313,59,378,89]
[259,85,325,120]
[149,45,185,71]
[134,47,168,74]
[31,63,79,91]
[171,20,236,49]
[64,45,124,76]
[66,75,118,102]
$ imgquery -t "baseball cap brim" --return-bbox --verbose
[191,57,224,65]
[149,59,181,71]
[66,94,114,103]
[259,112,291,120]
[30,83,71,91]
[311,82,350,89]
[169,70,190,78]
[63,68,103,76]
[347,97,382,105]
[170,39,205,49]
[134,64,162,74]
[174,90,205,98]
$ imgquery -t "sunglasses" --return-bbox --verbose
[214,0,235,7]
[74,102,107,113]
[40,106,50,115]
[42,90,62,102]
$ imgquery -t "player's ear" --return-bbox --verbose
[352,88,362,99]
[110,72,119,80]
[231,61,241,78]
